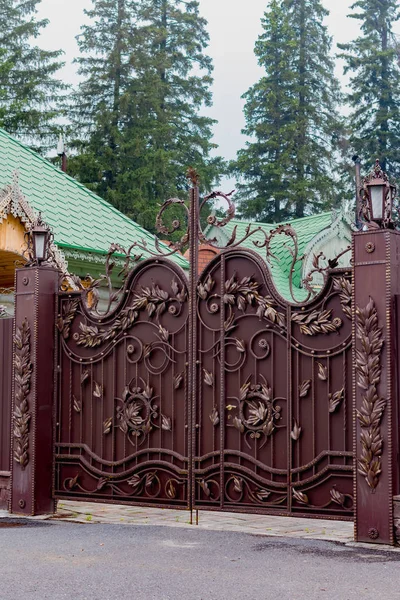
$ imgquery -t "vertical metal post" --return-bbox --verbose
[10,266,58,515]
[353,229,400,545]
[187,175,200,515]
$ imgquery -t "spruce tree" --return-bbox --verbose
[69,0,223,232]
[0,0,65,148]
[233,0,343,222]
[339,0,400,178]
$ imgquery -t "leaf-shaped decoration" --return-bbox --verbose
[233,476,243,494]
[233,416,245,433]
[103,417,112,434]
[174,372,184,389]
[263,420,275,437]
[299,380,311,398]
[247,401,267,426]
[158,325,169,342]
[97,477,108,491]
[93,381,103,398]
[68,473,79,490]
[209,407,219,427]
[330,488,346,507]
[239,380,251,401]
[166,480,176,499]
[127,474,142,492]
[235,338,246,353]
[171,279,179,296]
[73,395,81,413]
[225,404,236,411]
[145,472,156,488]
[329,388,344,413]
[317,362,328,381]
[255,489,271,502]
[203,368,213,387]
[293,488,309,505]
[161,415,172,431]
[81,370,89,385]
[290,420,302,441]
[199,479,211,498]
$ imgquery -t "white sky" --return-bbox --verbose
[36,0,400,175]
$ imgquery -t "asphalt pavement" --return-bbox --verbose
[1,518,399,600]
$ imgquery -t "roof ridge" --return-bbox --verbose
[229,212,332,228]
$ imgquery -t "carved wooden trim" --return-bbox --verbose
[13,318,32,470]
[355,298,385,490]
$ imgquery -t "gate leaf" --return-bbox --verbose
[299,380,311,398]
[203,368,213,387]
[317,362,328,381]
[290,420,302,441]
[73,395,81,413]
[209,407,219,426]
[233,477,243,494]
[103,417,112,434]
[293,488,309,505]
[93,382,103,398]
[166,480,177,499]
[161,415,172,431]
[329,388,344,413]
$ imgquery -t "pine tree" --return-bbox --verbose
[0,0,66,148]
[233,0,343,222]
[69,0,224,232]
[339,0,400,178]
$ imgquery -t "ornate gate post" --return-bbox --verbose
[10,221,58,515]
[353,162,399,545]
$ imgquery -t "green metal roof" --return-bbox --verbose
[206,213,334,301]
[0,128,188,270]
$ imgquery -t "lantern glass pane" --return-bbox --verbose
[34,232,46,261]
[370,186,384,219]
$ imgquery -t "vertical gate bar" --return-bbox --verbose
[219,253,226,510]
[188,182,200,513]
[287,304,292,512]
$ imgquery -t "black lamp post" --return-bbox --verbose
[360,159,397,228]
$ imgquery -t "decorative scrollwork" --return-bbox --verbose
[116,380,172,447]
[13,319,32,470]
[198,273,286,329]
[291,308,342,336]
[75,280,186,348]
[302,247,351,296]
[355,298,385,490]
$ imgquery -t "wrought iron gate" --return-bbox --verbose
[54,182,353,519]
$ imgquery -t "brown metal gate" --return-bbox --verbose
[0,317,13,507]
[54,183,353,519]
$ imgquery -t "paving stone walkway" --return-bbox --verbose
[52,500,354,543]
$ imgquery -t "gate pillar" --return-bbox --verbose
[10,266,58,515]
[353,229,400,545]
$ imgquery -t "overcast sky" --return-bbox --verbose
[37,0,400,172]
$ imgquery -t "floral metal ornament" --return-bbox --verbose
[13,318,32,469]
[73,280,186,348]
[229,377,284,449]
[116,379,172,447]
[355,298,385,490]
